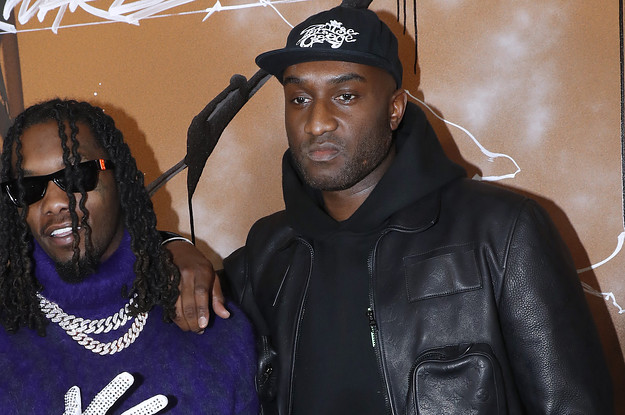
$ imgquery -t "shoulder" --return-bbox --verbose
[147,305,257,387]
[439,178,544,225]
[442,178,528,207]
[248,210,292,240]
[148,304,254,353]
[224,210,296,277]
[209,301,256,347]
[184,302,256,353]
[392,178,538,234]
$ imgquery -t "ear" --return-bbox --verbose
[389,89,408,131]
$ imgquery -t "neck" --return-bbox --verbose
[321,146,396,221]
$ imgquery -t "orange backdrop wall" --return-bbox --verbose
[2,0,623,409]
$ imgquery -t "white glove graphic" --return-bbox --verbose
[63,372,168,415]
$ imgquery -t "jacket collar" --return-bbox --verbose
[386,186,442,232]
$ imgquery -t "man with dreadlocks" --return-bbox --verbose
[0,99,258,414]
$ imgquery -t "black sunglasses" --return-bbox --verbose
[1,159,114,207]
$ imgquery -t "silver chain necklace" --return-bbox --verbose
[37,293,148,356]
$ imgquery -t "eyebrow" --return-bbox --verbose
[283,72,367,86]
[19,154,87,177]
[20,168,55,178]
[21,162,70,178]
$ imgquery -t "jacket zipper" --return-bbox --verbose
[368,231,394,415]
[287,238,315,415]
[367,307,377,348]
[367,222,438,415]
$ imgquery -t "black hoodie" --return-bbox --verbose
[284,102,465,414]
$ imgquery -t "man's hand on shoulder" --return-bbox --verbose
[163,239,230,333]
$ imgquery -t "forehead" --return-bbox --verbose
[16,120,105,171]
[283,60,394,87]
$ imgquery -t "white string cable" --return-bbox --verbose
[405,90,521,182]
[406,91,624,314]
[1,0,307,34]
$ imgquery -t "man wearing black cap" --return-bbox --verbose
[173,1,613,413]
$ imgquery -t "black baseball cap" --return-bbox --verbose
[256,4,403,88]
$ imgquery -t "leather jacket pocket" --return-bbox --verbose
[409,343,506,415]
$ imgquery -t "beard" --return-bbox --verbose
[54,248,101,284]
[292,126,394,192]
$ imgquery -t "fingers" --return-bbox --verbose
[183,263,211,333]
[211,277,230,319]
[166,241,209,332]
[194,281,210,331]
[120,395,168,415]
[174,265,208,332]
[164,239,230,332]
[173,296,191,332]
[64,373,167,415]
[63,386,82,415]
[83,372,134,415]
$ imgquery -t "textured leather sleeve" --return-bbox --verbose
[498,199,613,414]
[222,222,282,410]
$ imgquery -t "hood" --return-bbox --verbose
[282,101,466,238]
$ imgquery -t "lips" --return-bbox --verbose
[44,222,81,240]
[50,226,75,238]
[307,142,341,162]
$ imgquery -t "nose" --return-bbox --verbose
[39,180,70,214]
[304,100,338,137]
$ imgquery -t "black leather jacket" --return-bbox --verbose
[225,178,612,414]
[223,104,612,414]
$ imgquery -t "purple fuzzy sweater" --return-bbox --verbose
[0,232,259,414]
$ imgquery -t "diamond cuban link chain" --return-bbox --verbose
[37,293,148,356]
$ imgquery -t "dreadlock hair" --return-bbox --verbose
[0,98,181,336]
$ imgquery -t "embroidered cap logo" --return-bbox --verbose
[255,5,404,88]
[296,20,359,49]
